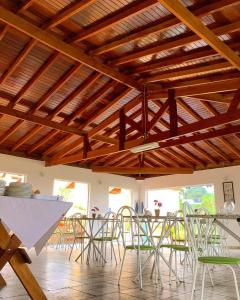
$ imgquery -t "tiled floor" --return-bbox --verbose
[0,248,240,299]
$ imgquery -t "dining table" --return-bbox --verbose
[187,214,240,243]
[73,216,113,264]
[0,195,72,299]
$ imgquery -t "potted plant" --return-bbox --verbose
[91,207,99,219]
[153,200,162,217]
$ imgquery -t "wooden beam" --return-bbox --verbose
[149,78,240,99]
[119,109,126,151]
[147,100,169,131]
[227,89,240,112]
[0,7,141,90]
[92,0,240,55]
[43,89,137,158]
[112,20,240,66]
[69,0,156,42]
[144,61,232,83]
[91,166,193,174]
[158,0,240,70]
[168,89,178,136]
[45,0,96,29]
[49,72,101,118]
[0,105,87,136]
[125,115,143,134]
[66,81,117,124]
[46,108,240,166]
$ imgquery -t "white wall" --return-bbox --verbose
[0,154,140,214]
[140,166,240,246]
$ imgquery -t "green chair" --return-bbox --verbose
[183,202,240,300]
[117,206,155,290]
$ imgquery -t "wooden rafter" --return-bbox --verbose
[0,7,141,89]
[112,21,240,66]
[159,0,240,70]
[92,0,240,55]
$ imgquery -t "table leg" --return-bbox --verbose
[9,251,47,300]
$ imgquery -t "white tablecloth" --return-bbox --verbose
[0,196,72,254]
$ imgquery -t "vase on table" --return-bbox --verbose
[154,209,160,217]
[92,213,96,219]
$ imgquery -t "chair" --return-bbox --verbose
[160,210,191,284]
[117,206,156,290]
[92,211,121,265]
[69,213,89,261]
[183,202,240,300]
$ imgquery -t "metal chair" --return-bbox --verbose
[183,202,240,300]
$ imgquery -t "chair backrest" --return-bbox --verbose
[183,202,220,258]
[116,206,143,249]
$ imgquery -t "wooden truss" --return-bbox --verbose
[0,0,239,177]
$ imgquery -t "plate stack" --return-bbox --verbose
[0,180,6,196]
[5,182,32,198]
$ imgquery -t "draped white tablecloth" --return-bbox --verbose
[0,196,72,254]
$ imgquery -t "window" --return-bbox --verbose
[109,187,132,213]
[147,184,216,215]
[0,171,25,185]
[53,179,89,216]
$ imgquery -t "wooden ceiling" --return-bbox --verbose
[0,0,240,178]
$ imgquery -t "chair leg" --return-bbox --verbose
[169,250,173,285]
[138,250,143,290]
[191,262,199,300]
[111,241,117,265]
[201,264,207,300]
[118,248,126,286]
[207,265,214,287]
[227,265,240,300]
[117,239,121,261]
[69,237,76,261]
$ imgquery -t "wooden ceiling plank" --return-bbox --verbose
[31,63,82,113]
[27,129,57,154]
[188,143,218,164]
[0,0,35,41]
[163,148,195,168]
[150,150,178,168]
[159,0,240,70]
[0,7,141,89]
[49,72,101,119]
[69,0,156,42]
[66,80,117,124]
[11,124,42,152]
[45,0,97,29]
[11,52,59,107]
[216,137,240,158]
[92,0,240,55]
[112,20,240,66]
[144,152,170,168]
[0,120,23,145]
[8,64,84,153]
[175,145,205,167]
